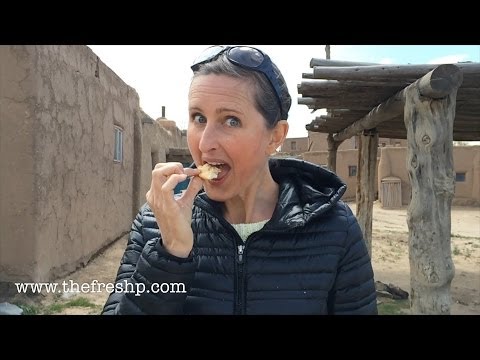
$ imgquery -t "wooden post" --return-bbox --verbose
[356,129,378,258]
[404,71,462,314]
[327,134,341,172]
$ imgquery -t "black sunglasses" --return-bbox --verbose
[191,46,288,120]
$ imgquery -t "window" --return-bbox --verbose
[455,172,466,182]
[348,165,357,177]
[114,126,123,162]
[291,141,297,150]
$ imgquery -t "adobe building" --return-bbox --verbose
[282,132,407,153]
[280,133,479,205]
[0,45,190,284]
[377,145,480,207]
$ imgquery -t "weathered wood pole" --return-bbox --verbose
[327,133,341,172]
[404,64,463,314]
[356,129,378,257]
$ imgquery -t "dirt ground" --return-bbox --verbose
[349,202,480,315]
[8,201,479,315]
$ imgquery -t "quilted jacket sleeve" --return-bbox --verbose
[327,204,378,315]
[102,204,196,315]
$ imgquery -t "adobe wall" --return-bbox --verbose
[0,45,139,282]
[301,146,479,206]
[0,46,37,281]
[134,115,187,214]
[378,146,480,206]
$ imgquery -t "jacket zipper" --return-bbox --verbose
[237,244,245,263]
[194,197,285,315]
[236,244,245,314]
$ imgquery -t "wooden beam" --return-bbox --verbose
[313,116,327,122]
[461,75,480,87]
[456,88,480,102]
[456,106,480,114]
[314,114,352,122]
[417,64,464,98]
[310,58,379,67]
[356,129,378,258]
[298,97,385,110]
[330,108,360,113]
[332,64,463,142]
[312,62,480,81]
[452,132,480,141]
[404,74,461,314]
[311,94,401,122]
[298,80,411,94]
[374,131,480,141]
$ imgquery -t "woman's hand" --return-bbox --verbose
[146,162,203,258]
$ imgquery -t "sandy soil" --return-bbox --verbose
[9,202,479,315]
[350,202,480,315]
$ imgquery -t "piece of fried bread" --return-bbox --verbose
[197,164,221,180]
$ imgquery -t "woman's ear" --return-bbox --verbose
[266,120,289,155]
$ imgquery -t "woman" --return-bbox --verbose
[102,46,377,315]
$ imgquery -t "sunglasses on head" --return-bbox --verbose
[191,45,288,120]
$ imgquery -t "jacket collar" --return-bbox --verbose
[195,158,346,230]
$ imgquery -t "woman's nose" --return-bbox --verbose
[198,123,218,153]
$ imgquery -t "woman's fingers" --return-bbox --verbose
[183,167,200,177]
[179,175,203,206]
[147,163,183,204]
[162,173,188,194]
[150,163,183,193]
[152,162,184,182]
[147,162,204,209]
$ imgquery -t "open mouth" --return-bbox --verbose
[202,162,230,181]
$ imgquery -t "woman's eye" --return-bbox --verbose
[225,117,241,127]
[193,114,206,124]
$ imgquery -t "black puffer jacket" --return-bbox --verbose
[102,158,377,315]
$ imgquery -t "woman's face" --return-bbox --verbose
[187,74,276,202]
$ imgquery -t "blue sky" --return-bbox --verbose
[88,45,480,138]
